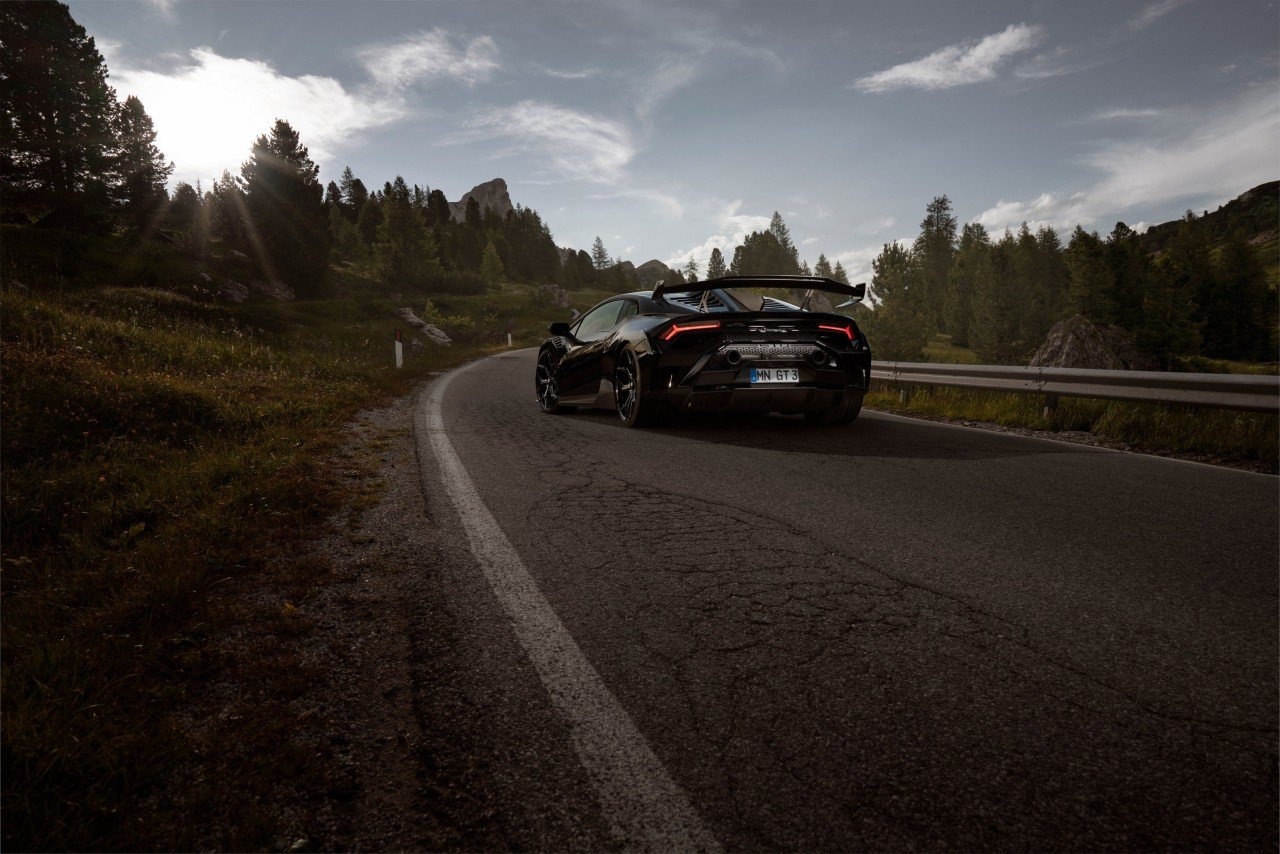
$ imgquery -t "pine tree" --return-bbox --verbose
[1106,222,1148,333]
[1217,230,1275,360]
[464,196,482,229]
[240,119,330,297]
[913,196,958,331]
[1139,258,1200,366]
[166,181,201,232]
[861,242,929,361]
[768,212,800,272]
[338,166,368,221]
[425,189,450,228]
[480,239,504,285]
[323,181,341,210]
[1,1,120,227]
[799,260,812,276]
[375,175,439,287]
[971,233,1020,363]
[831,261,849,284]
[728,230,794,275]
[706,246,726,279]
[813,254,833,278]
[209,169,242,242]
[112,95,172,229]
[946,222,989,347]
[591,236,611,270]
[357,196,382,245]
[1033,226,1069,336]
[1065,226,1116,323]
[1166,214,1227,357]
[682,257,699,282]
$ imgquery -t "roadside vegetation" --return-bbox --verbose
[870,334,1278,467]
[1,227,603,849]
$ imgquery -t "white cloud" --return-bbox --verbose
[588,188,684,218]
[109,47,407,185]
[854,214,897,234]
[853,23,1045,93]
[356,28,499,88]
[664,200,771,268]
[1082,107,1165,121]
[801,236,819,245]
[635,58,701,122]
[541,66,601,80]
[147,0,176,19]
[456,100,636,183]
[974,87,1279,232]
[1128,0,1196,31]
[1014,45,1107,80]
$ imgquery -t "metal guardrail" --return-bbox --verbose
[872,362,1280,414]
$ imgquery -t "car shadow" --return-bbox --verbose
[570,407,1079,461]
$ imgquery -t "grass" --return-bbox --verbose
[0,229,599,850]
[922,333,982,365]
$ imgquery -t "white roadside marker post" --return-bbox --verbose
[507,332,513,348]
[394,328,403,368]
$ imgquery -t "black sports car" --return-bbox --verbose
[535,275,872,427]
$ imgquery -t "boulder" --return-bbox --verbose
[396,307,451,346]
[1029,315,1159,371]
[250,277,294,301]
[218,280,249,303]
[535,283,571,308]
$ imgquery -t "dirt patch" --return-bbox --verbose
[137,388,505,850]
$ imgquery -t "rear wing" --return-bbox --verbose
[652,275,867,308]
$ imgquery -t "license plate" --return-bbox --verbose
[750,368,799,384]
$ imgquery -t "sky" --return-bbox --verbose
[73,0,1279,283]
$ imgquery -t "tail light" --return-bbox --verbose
[818,323,856,343]
[661,320,721,341]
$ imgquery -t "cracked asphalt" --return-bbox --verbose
[418,348,1278,851]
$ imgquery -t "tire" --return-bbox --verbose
[804,393,862,426]
[614,346,670,427]
[536,349,575,414]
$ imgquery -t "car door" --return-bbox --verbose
[558,299,627,397]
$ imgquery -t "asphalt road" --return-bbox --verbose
[415,348,1278,851]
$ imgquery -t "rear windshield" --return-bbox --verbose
[664,289,800,313]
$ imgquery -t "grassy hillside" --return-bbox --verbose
[0,227,600,850]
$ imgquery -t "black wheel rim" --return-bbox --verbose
[536,356,558,411]
[615,353,638,422]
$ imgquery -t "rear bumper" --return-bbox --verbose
[666,385,857,414]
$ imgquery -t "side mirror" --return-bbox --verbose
[549,321,573,337]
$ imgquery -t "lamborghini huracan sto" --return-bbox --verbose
[534,275,872,427]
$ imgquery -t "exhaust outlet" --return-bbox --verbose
[724,349,742,366]
[809,348,827,366]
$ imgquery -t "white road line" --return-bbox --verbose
[416,356,720,853]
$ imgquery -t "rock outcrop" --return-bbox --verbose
[396,307,451,346]
[535,283,571,308]
[448,178,514,223]
[1029,315,1158,371]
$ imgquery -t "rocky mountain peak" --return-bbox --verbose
[448,178,514,223]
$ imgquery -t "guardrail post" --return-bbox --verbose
[1042,393,1059,418]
